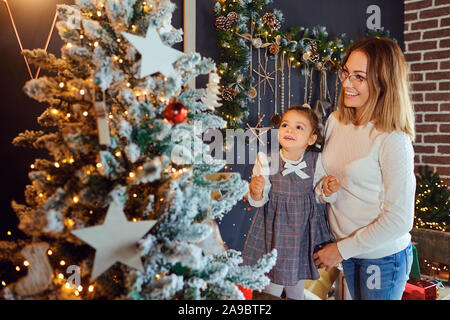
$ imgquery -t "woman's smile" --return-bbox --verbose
[344,91,359,98]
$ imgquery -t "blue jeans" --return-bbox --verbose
[342,243,413,300]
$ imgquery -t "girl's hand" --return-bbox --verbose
[313,243,343,272]
[249,174,265,201]
[322,175,338,197]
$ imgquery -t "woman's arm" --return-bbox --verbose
[336,132,416,260]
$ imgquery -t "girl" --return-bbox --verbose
[242,105,338,300]
[313,38,416,300]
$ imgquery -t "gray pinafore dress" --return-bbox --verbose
[242,151,335,286]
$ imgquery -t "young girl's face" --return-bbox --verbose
[278,111,317,152]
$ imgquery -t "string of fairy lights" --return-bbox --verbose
[414,180,450,232]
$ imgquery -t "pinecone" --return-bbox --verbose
[227,11,239,24]
[263,13,281,31]
[222,87,236,101]
[309,40,319,63]
[309,40,318,52]
[216,16,232,31]
[269,43,280,55]
[310,52,320,63]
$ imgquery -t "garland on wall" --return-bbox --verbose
[213,0,392,129]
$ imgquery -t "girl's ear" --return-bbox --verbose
[308,133,318,146]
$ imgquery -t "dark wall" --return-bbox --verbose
[0,1,404,250]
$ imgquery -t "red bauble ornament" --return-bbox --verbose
[237,284,253,300]
[164,100,188,124]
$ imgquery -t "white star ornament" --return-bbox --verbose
[122,26,184,79]
[71,201,157,280]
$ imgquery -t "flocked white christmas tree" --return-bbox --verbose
[0,0,275,300]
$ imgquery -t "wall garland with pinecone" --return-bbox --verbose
[213,0,393,129]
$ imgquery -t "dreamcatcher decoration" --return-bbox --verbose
[285,35,298,110]
[314,56,342,135]
[3,0,58,79]
[301,39,321,107]
[266,36,279,125]
[235,22,272,114]
[279,51,286,114]
[313,64,333,135]
[240,29,274,145]
[301,40,343,147]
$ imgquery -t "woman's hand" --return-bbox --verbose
[322,175,338,197]
[313,243,343,272]
[249,174,265,201]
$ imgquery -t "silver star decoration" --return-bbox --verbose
[71,201,157,280]
[246,114,273,146]
[123,26,184,79]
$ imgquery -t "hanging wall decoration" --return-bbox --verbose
[214,0,352,130]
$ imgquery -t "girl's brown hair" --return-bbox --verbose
[280,105,322,151]
[336,37,415,141]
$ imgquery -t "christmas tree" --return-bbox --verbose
[0,0,275,300]
[414,166,450,233]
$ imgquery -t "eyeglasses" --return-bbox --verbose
[339,68,367,87]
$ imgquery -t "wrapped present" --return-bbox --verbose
[402,278,437,300]
[304,267,340,300]
[237,284,253,300]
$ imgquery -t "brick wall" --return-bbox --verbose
[404,0,450,187]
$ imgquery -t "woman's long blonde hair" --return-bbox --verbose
[336,38,415,141]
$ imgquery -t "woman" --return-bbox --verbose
[313,37,416,300]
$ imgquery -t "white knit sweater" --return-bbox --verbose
[317,112,416,260]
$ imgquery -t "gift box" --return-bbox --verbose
[402,278,437,300]
[237,284,253,300]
